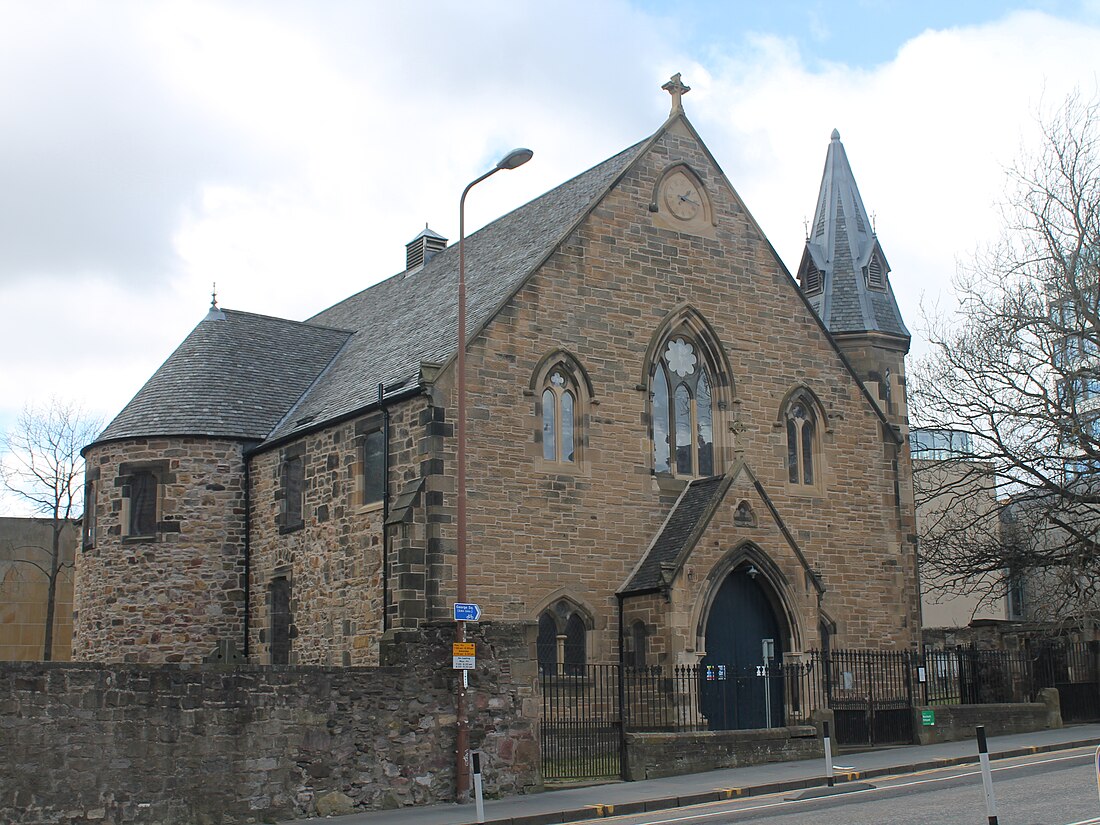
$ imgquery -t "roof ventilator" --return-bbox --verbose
[405,225,448,275]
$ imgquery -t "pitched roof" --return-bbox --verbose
[95,309,352,445]
[264,139,647,443]
[95,137,649,450]
[621,463,826,596]
[800,129,909,340]
[621,474,728,594]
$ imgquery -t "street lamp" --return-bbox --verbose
[455,146,533,802]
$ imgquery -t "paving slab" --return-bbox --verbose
[282,724,1100,825]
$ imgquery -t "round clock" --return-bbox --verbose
[663,173,703,221]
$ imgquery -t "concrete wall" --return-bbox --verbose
[914,689,1062,746]
[625,725,822,780]
[0,623,539,825]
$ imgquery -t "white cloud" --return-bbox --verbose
[1,1,1099,437]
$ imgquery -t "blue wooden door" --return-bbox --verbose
[701,567,784,730]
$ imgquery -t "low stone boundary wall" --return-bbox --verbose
[624,725,822,780]
[914,688,1062,746]
[0,623,539,824]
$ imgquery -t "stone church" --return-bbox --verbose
[75,77,919,681]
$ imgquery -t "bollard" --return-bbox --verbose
[472,751,485,823]
[976,725,999,825]
[823,720,835,787]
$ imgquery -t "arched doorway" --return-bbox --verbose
[701,562,788,730]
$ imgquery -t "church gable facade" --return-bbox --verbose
[75,80,919,681]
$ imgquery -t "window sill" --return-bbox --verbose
[786,483,823,497]
[653,473,688,495]
[279,522,305,535]
[356,500,385,516]
[121,534,157,544]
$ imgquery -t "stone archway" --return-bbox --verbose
[700,561,791,730]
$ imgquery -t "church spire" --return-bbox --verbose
[797,129,909,344]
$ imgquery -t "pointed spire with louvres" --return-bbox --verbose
[797,129,909,343]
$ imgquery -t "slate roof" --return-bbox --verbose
[801,129,909,340]
[96,137,649,449]
[266,139,647,443]
[621,474,727,594]
[95,309,352,444]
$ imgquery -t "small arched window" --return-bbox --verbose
[542,372,576,462]
[652,337,715,476]
[785,398,818,486]
[536,599,592,677]
[533,353,590,466]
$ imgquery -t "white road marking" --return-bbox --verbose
[590,749,1095,825]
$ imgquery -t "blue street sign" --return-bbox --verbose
[453,603,482,622]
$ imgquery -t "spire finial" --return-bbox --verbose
[803,217,810,241]
[205,281,226,320]
[662,73,691,115]
[831,128,841,141]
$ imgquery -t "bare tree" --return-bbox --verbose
[911,91,1100,627]
[1,399,101,659]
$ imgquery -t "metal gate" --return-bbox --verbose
[1035,641,1100,723]
[539,664,621,781]
[824,649,915,748]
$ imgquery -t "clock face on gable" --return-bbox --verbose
[661,172,703,221]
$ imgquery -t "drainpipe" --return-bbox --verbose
[379,383,391,632]
[243,452,251,658]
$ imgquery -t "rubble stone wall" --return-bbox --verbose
[75,438,248,663]
[0,623,540,825]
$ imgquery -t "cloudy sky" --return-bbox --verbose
[1,0,1099,506]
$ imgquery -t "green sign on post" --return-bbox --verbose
[921,709,936,726]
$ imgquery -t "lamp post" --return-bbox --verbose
[455,147,533,802]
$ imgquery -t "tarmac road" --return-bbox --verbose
[283,724,1100,825]
[593,747,1100,825]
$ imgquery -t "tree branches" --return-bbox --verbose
[1,398,101,658]
[912,92,1100,625]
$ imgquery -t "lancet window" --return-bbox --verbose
[784,396,819,486]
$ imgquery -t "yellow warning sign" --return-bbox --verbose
[453,642,475,657]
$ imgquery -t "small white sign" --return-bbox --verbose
[453,655,476,670]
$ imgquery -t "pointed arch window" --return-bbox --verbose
[534,353,590,466]
[542,372,576,463]
[652,336,715,476]
[536,599,591,677]
[785,398,818,486]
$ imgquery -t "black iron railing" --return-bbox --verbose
[539,640,1100,781]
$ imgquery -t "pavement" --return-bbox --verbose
[290,724,1100,825]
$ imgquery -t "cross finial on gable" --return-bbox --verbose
[662,73,690,115]
[210,282,218,309]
